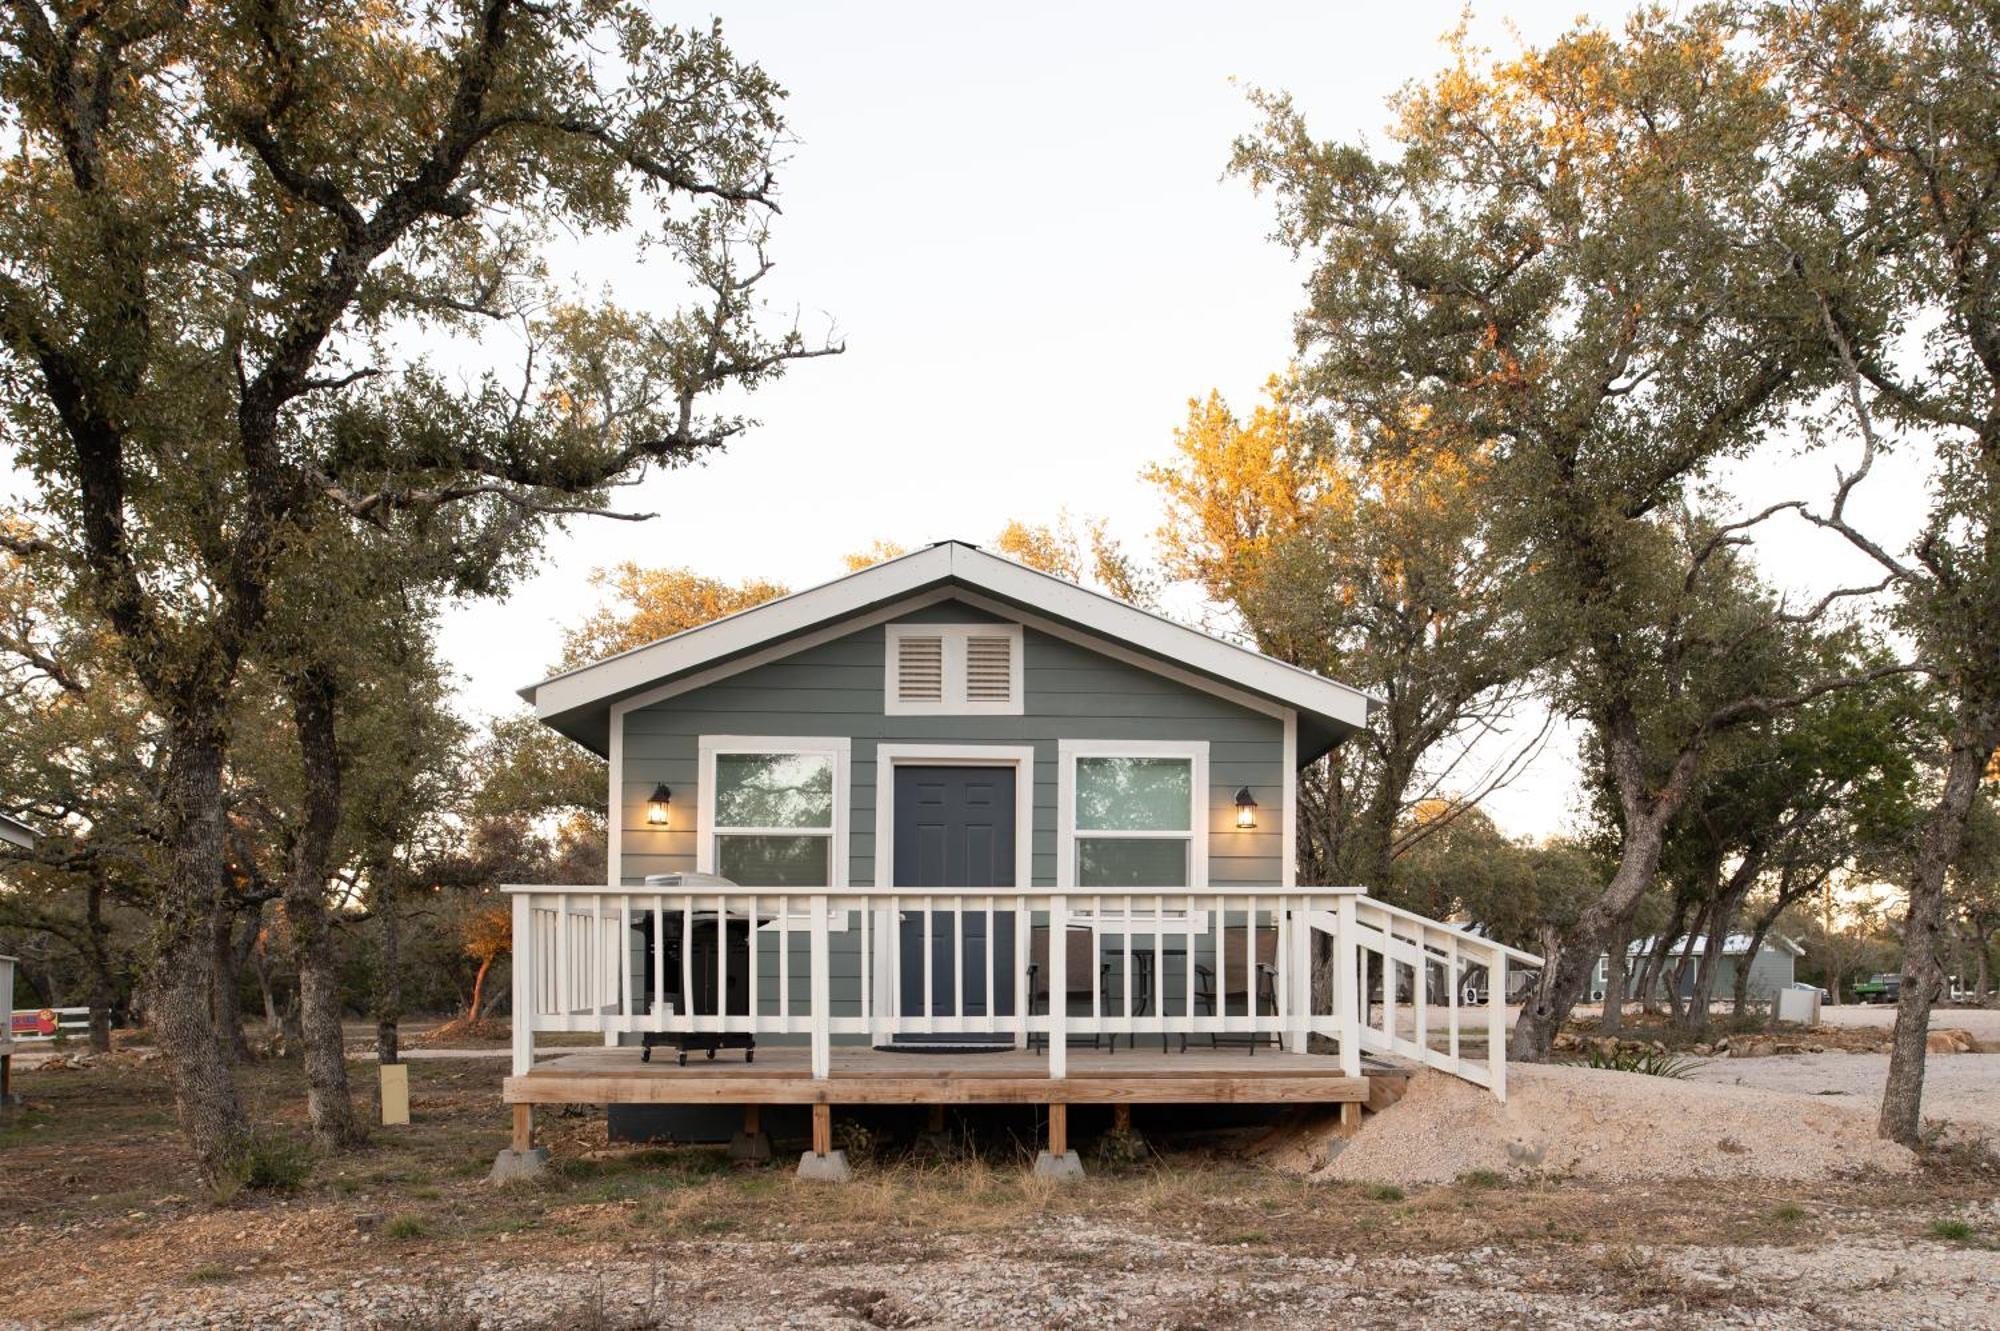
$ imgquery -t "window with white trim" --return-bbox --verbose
[1058,740,1208,889]
[885,623,1023,715]
[697,737,848,889]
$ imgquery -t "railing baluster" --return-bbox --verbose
[748,893,760,1036]
[555,893,571,1019]
[511,893,534,1075]
[984,892,995,1030]
[1049,890,1068,1078]
[923,894,934,1033]
[1447,930,1461,1063]
[1335,894,1360,1076]
[1153,892,1164,1041]
[859,895,872,1041]
[1487,954,1507,1098]
[953,896,965,1032]
[1092,893,1102,1029]
[1185,891,1197,1036]
[714,891,727,1036]
[778,898,791,1031]
[681,895,693,1031]
[651,894,665,1032]
[810,892,831,1079]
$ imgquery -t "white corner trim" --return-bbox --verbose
[1055,738,1210,890]
[883,622,1024,716]
[607,719,624,888]
[1282,710,1298,889]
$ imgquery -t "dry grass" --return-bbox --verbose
[3,1052,1997,1327]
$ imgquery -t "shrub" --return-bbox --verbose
[385,1214,433,1240]
[211,1133,312,1201]
[1583,1046,1702,1079]
[1457,1168,1506,1189]
[1929,1219,1975,1242]
[1365,1184,1404,1202]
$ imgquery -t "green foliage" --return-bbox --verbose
[1929,1219,1975,1243]
[1581,1046,1702,1079]
[1456,1169,1506,1190]
[384,1214,433,1241]
[1364,1184,1404,1202]
[212,1133,314,1202]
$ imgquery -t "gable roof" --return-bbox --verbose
[522,540,1378,757]
[1619,933,1806,959]
[0,810,39,850]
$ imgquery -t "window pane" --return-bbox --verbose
[716,834,831,887]
[1076,837,1189,888]
[1074,757,1191,832]
[714,753,834,829]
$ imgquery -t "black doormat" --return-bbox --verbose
[871,1038,1017,1053]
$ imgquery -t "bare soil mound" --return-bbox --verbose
[1268,1063,1917,1187]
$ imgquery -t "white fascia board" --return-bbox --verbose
[523,539,1376,735]
[526,543,955,721]
[943,544,1376,729]
[0,811,37,849]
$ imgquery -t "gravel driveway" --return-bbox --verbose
[1684,1051,2000,1133]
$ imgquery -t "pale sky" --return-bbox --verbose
[2,3,1937,842]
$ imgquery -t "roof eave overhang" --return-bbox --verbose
[524,542,1377,759]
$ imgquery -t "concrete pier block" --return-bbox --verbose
[1031,1150,1085,1181]
[488,1147,549,1182]
[795,1149,853,1182]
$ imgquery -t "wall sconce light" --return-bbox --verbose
[646,783,672,827]
[1234,786,1259,830]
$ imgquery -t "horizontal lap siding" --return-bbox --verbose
[619,602,1286,890]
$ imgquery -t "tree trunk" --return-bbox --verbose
[284,665,363,1151]
[211,894,250,1063]
[1880,714,1999,1146]
[147,731,251,1187]
[1637,898,1692,1018]
[1684,923,1730,1031]
[1976,936,1992,1009]
[1510,804,1675,1060]
[1600,909,1634,1035]
[85,881,115,1053]
[1734,911,1779,1017]
[466,953,494,1024]
[374,867,402,1066]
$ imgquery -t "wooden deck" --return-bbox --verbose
[505,1044,1384,1107]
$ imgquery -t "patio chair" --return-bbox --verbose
[1026,925,1114,1053]
[1193,924,1281,1053]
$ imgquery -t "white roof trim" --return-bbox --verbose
[523,541,1376,730]
[0,810,39,849]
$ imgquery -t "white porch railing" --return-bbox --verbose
[504,885,1539,1098]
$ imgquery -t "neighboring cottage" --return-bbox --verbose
[0,811,36,850]
[1593,934,1803,1005]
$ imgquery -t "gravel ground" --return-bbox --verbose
[1281,1064,1918,1186]
[1685,1051,2000,1133]
[17,1218,1999,1331]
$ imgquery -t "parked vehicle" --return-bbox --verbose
[1852,973,1901,1004]
[1784,981,1831,1002]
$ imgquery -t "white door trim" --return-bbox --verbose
[872,743,1036,1032]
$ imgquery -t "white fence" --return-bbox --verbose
[506,885,1537,1097]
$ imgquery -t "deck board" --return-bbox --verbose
[505,1045,1387,1106]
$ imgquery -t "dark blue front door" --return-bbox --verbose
[894,766,1017,1034]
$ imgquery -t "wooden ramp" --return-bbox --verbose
[505,1045,1380,1108]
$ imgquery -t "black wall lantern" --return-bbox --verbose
[646,783,673,827]
[1234,786,1259,830]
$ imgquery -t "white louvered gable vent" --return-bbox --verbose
[965,635,1014,702]
[895,634,945,703]
[885,623,1024,715]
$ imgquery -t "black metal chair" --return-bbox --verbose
[1193,924,1281,1053]
[1026,924,1113,1052]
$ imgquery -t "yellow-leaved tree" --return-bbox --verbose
[559,564,791,670]
[1144,378,1538,898]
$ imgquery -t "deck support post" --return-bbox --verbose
[0,1052,14,1107]
[489,1103,548,1182]
[1032,1102,1083,1181]
[1335,1100,1363,1138]
[728,1104,773,1163]
[1111,1104,1131,1135]
[797,1101,852,1182]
